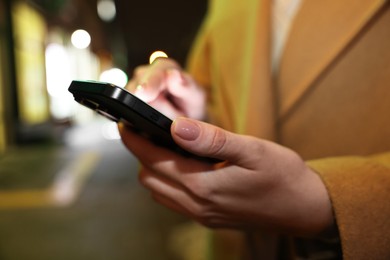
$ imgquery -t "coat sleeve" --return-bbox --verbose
[307,152,390,259]
[185,14,212,89]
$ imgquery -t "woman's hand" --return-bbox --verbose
[126,58,207,120]
[119,117,334,237]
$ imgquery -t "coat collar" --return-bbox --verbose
[277,0,388,119]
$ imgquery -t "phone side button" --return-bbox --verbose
[149,112,160,122]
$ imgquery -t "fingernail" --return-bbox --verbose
[173,118,200,141]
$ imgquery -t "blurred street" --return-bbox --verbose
[0,1,209,258]
[0,118,189,260]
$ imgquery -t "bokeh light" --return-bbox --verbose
[97,0,117,22]
[99,68,128,88]
[71,29,91,49]
[149,51,168,64]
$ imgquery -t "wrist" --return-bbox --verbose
[299,165,335,236]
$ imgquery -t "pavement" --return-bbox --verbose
[0,118,192,260]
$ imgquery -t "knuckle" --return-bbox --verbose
[208,128,228,155]
[181,180,217,216]
[183,177,213,201]
[252,138,266,157]
[179,184,222,229]
[186,183,210,200]
[195,185,212,201]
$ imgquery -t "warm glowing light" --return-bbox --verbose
[99,68,128,87]
[101,121,121,140]
[45,43,74,119]
[71,29,91,49]
[97,0,116,22]
[45,43,70,97]
[149,51,168,64]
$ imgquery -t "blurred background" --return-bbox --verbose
[0,0,208,259]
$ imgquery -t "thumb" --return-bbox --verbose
[171,117,252,163]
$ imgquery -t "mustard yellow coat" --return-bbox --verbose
[187,0,390,259]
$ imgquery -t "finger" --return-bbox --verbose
[125,65,149,92]
[152,193,192,217]
[141,166,241,228]
[139,167,197,217]
[152,193,237,229]
[118,120,220,207]
[135,58,181,102]
[165,69,191,98]
[165,69,206,119]
[140,166,229,226]
[125,78,138,93]
[118,122,213,173]
[171,118,262,166]
[133,65,149,79]
[118,122,178,165]
[148,94,185,120]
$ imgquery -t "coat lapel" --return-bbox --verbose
[277,0,388,118]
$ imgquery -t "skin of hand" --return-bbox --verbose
[126,58,207,120]
[118,117,334,237]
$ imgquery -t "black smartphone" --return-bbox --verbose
[68,80,219,163]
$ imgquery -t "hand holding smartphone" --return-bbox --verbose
[68,80,219,163]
